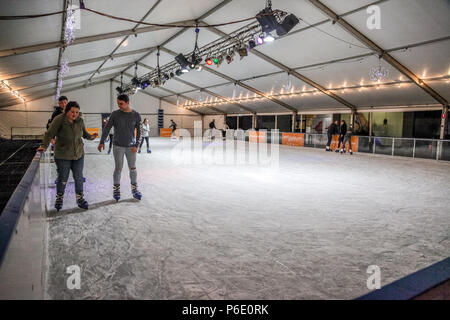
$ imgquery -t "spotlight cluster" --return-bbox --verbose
[122,2,299,95]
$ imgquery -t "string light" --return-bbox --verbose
[0,80,26,103]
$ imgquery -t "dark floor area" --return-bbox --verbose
[0,139,40,215]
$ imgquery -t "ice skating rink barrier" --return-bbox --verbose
[0,150,48,299]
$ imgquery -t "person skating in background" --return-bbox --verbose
[336,120,347,153]
[222,121,229,140]
[46,96,68,129]
[208,119,216,140]
[341,124,354,155]
[38,101,98,211]
[98,94,143,201]
[169,119,177,139]
[139,118,151,153]
[326,120,338,152]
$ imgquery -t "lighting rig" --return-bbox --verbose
[120,1,299,95]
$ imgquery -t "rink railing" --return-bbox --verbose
[0,151,47,299]
[302,133,450,161]
[201,129,450,162]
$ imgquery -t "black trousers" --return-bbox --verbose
[326,133,333,147]
[338,135,345,149]
[140,136,150,149]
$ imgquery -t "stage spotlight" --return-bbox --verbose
[140,80,150,89]
[216,55,224,67]
[256,36,264,45]
[226,51,235,64]
[163,73,170,81]
[238,47,248,58]
[170,72,175,78]
[205,58,213,65]
[175,53,190,70]
[249,39,257,48]
[265,34,275,42]
[175,69,183,76]
[256,7,279,35]
[116,86,123,94]
[131,77,140,87]
[154,79,160,86]
[213,57,219,65]
[276,13,299,36]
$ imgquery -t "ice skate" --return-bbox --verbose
[131,183,142,200]
[55,193,64,211]
[76,192,89,210]
[113,184,121,202]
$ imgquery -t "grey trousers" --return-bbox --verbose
[342,134,353,151]
[113,145,137,185]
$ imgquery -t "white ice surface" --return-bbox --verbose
[45,138,450,299]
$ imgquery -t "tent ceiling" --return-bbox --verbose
[0,0,449,111]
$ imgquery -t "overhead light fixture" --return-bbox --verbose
[205,57,213,66]
[131,77,140,87]
[226,51,235,64]
[140,80,150,89]
[175,53,190,70]
[256,36,264,45]
[238,47,248,59]
[264,34,275,42]
[213,57,219,65]
[256,3,299,37]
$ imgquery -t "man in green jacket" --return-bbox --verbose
[38,101,97,211]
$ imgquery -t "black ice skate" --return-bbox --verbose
[113,184,121,202]
[131,183,142,200]
[76,192,89,210]
[55,193,64,211]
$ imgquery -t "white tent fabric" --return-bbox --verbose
[0,0,449,114]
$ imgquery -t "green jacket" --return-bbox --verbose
[41,114,94,160]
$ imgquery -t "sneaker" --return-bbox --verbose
[55,193,64,211]
[340,149,344,154]
[131,183,142,200]
[350,150,353,155]
[147,149,151,153]
[335,149,340,153]
[76,192,89,210]
[108,150,111,155]
[138,149,141,154]
[113,184,120,202]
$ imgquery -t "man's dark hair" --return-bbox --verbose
[58,96,68,102]
[65,101,80,114]
[117,94,129,103]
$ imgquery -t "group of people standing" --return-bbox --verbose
[39,94,145,211]
[326,119,354,155]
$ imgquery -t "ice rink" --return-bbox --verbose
[44,138,450,299]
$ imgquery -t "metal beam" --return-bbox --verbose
[0,78,113,108]
[307,0,449,107]
[116,0,234,76]
[112,79,204,115]
[135,63,254,114]
[85,0,164,85]
[1,46,158,81]
[0,19,197,59]
[206,25,357,111]
[160,46,299,113]
[12,63,132,92]
[122,72,225,115]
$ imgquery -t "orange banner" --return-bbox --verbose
[86,128,99,136]
[160,128,173,137]
[249,131,266,143]
[282,133,304,147]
